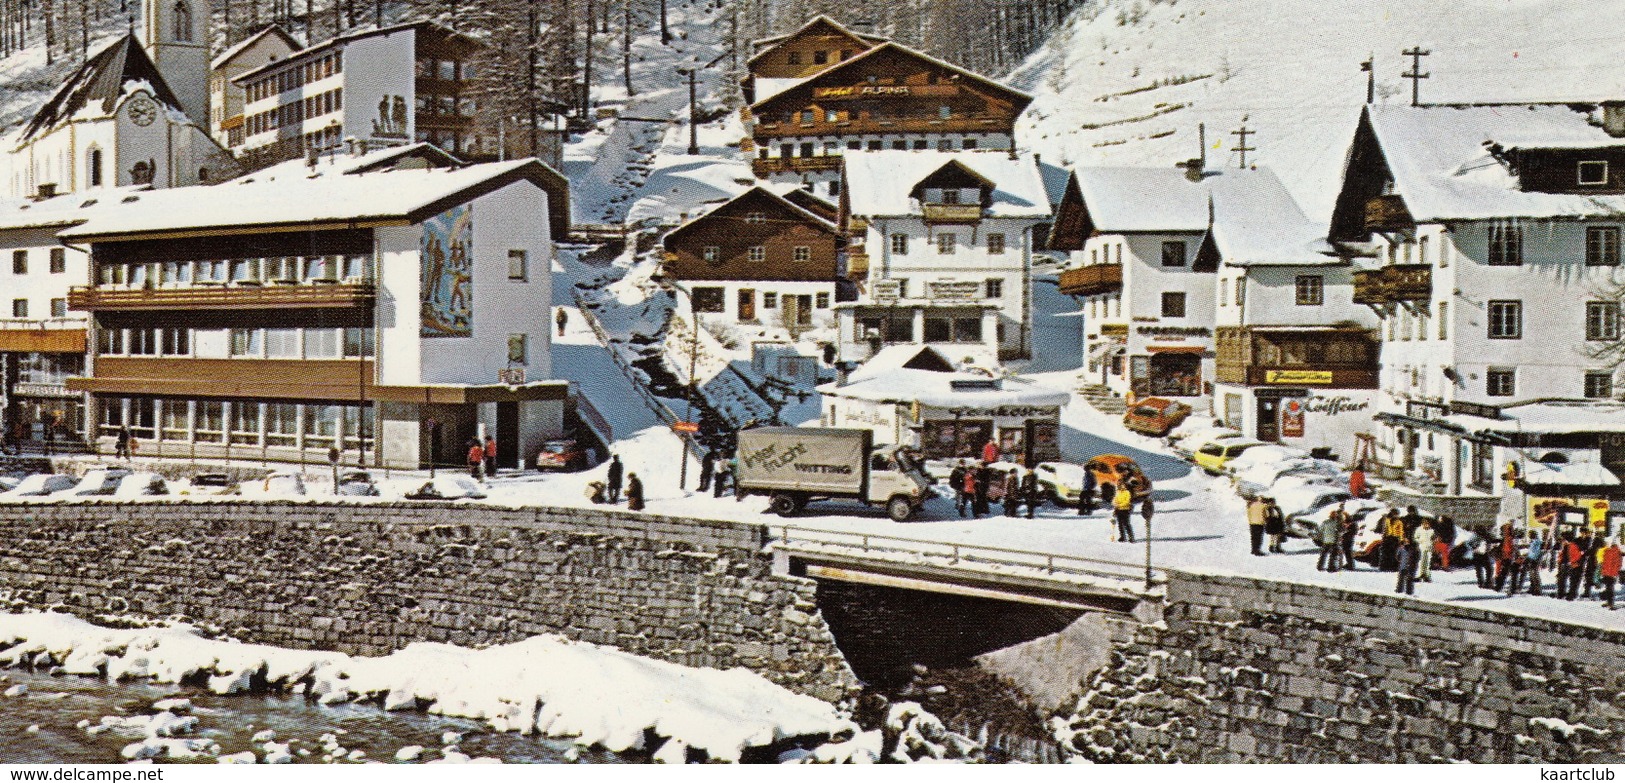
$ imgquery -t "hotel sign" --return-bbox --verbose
[813,85,913,99]
[927,280,982,304]
[1265,369,1333,385]
[873,280,903,304]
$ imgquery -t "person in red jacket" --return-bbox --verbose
[1558,534,1586,601]
[1601,538,1622,610]
[467,440,486,480]
[982,439,1000,465]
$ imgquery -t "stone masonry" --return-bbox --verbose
[1057,572,1625,763]
[0,501,860,702]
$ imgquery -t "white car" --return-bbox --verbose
[2,474,77,497]
[67,467,132,496]
[1289,498,1387,541]
[1033,461,1089,506]
[113,472,169,498]
[1273,484,1353,530]
[404,476,487,501]
[1170,427,1245,459]
[1220,444,1311,478]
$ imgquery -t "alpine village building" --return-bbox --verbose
[742,16,1033,199]
[1329,102,1625,525]
[661,186,843,334]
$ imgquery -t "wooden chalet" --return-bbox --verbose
[743,15,885,103]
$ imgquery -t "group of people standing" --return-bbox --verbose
[1476,523,1623,609]
[946,459,1043,520]
[465,435,499,479]
[591,454,644,510]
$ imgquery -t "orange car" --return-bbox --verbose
[1123,397,1192,436]
[1084,454,1153,500]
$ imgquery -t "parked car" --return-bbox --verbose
[1221,444,1311,478]
[179,473,238,496]
[113,472,168,498]
[1273,484,1352,531]
[1083,454,1153,500]
[404,476,487,501]
[1123,397,1193,436]
[1170,428,1245,460]
[67,467,132,496]
[2,474,77,497]
[1191,438,1266,475]
[1034,461,1089,506]
[534,438,587,472]
[1233,458,1344,500]
[259,472,307,498]
[335,471,381,497]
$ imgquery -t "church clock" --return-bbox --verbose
[129,97,158,126]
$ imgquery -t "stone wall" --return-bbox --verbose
[0,501,859,701]
[1059,571,1625,763]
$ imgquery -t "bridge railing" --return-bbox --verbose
[774,525,1158,588]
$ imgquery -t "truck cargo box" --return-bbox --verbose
[735,427,871,499]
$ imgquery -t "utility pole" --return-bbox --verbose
[1361,55,1374,104]
[685,67,698,154]
[527,1,539,157]
[1402,46,1430,107]
[621,0,632,97]
[659,0,668,44]
[582,0,594,120]
[1230,119,1254,169]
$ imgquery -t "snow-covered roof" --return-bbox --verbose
[747,15,886,57]
[211,25,301,70]
[1523,460,1621,487]
[234,20,480,83]
[752,77,804,102]
[750,41,1031,112]
[1205,167,1338,266]
[59,158,570,240]
[247,141,466,179]
[1445,399,1625,436]
[1367,104,1625,221]
[820,368,1069,409]
[0,186,151,232]
[843,151,1051,219]
[1073,167,1299,234]
[19,35,187,142]
[665,185,837,245]
[846,345,956,382]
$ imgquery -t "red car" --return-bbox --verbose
[1122,397,1192,436]
[534,439,587,471]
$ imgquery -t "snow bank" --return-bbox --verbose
[0,612,850,762]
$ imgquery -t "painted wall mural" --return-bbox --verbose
[421,204,473,338]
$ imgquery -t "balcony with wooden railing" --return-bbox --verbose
[1214,326,1380,389]
[751,155,843,177]
[920,203,984,224]
[1364,194,1414,232]
[1351,264,1431,305]
[68,282,376,312]
[1057,264,1122,297]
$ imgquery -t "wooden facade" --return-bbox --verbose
[749,43,1030,144]
[662,187,840,282]
[747,16,881,83]
[1214,326,1379,389]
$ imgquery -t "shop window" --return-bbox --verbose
[194,401,223,443]
[265,403,299,446]
[231,402,261,445]
[954,317,983,343]
[161,400,189,441]
[129,398,156,439]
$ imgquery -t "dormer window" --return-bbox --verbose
[1579,161,1608,186]
[940,189,960,205]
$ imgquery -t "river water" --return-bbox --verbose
[0,668,629,764]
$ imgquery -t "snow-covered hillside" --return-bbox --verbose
[1009,0,1625,219]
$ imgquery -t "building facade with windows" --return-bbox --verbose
[1329,102,1625,497]
[835,150,1050,363]
[744,30,1031,198]
[57,154,570,469]
[661,186,842,334]
[232,21,486,170]
[742,15,886,105]
[210,26,302,151]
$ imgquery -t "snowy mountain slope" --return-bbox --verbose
[1008,0,1625,220]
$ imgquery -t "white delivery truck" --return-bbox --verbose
[734,427,933,521]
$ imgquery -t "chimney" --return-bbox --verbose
[1603,102,1625,138]
[33,183,57,200]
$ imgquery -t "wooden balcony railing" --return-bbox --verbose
[751,155,843,177]
[1057,264,1122,297]
[68,282,376,312]
[920,203,984,223]
[1364,194,1414,232]
[1352,264,1431,305]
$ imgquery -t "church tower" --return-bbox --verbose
[140,0,209,128]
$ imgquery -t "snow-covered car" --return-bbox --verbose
[113,472,169,498]
[1192,438,1266,475]
[1288,498,1387,541]
[1170,427,1245,459]
[404,476,487,501]
[1274,485,1352,530]
[1220,444,1311,478]
[66,467,132,496]
[2,474,77,497]
[335,471,380,497]
[0,474,24,493]
[1233,458,1345,500]
[178,473,238,496]
[1034,461,1089,506]
[242,471,307,498]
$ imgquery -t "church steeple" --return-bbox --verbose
[140,0,208,127]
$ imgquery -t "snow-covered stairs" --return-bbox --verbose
[1078,383,1127,415]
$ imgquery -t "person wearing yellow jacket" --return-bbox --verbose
[1113,485,1136,544]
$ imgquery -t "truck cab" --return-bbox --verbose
[865,445,933,517]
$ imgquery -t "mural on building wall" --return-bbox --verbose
[421,204,473,338]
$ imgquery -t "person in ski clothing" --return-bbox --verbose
[1414,519,1437,583]
[1495,522,1517,591]
[1022,468,1041,519]
[1316,509,1342,572]
[115,426,133,459]
[973,462,992,518]
[1264,498,1286,554]
[1002,470,1021,517]
[1247,497,1268,556]
[714,457,733,499]
[467,440,485,479]
[484,435,498,476]
[961,466,980,518]
[625,472,644,511]
[1339,507,1359,570]
[950,460,970,518]
[1581,529,1601,599]
[1077,466,1097,516]
[1434,515,1456,570]
[1600,537,1622,610]
[1380,510,1405,572]
[699,448,717,493]
[1396,537,1418,595]
[1113,484,1135,543]
[1348,465,1368,499]
[982,439,1000,464]
[556,307,568,337]
[1473,536,1495,589]
[606,455,624,504]
[1559,533,1586,601]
